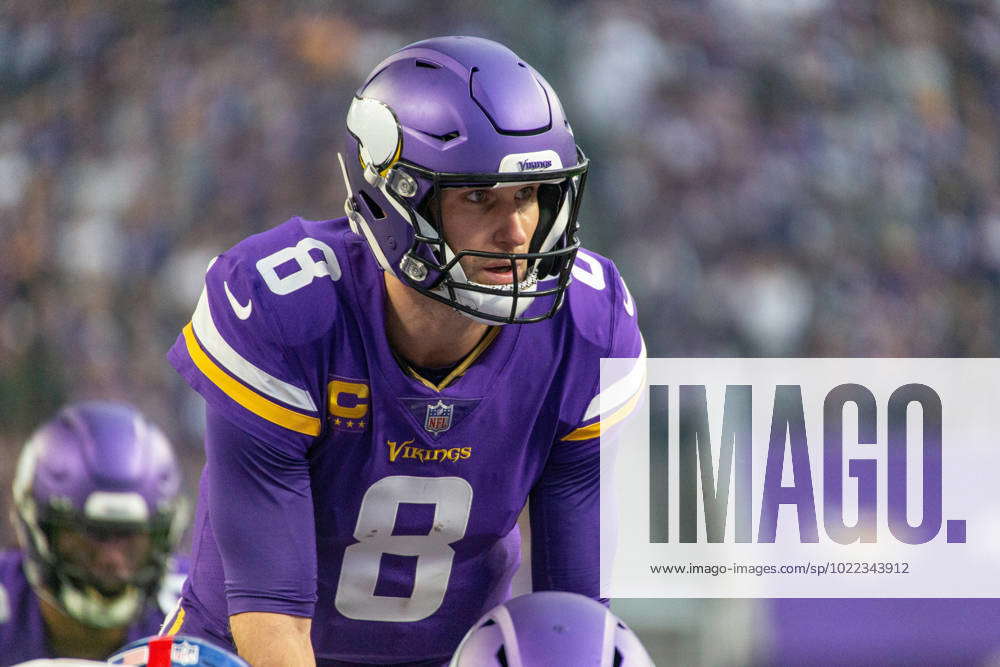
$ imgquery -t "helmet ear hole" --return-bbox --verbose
[358,190,386,220]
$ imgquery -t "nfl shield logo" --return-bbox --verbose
[424,400,453,435]
[173,641,201,666]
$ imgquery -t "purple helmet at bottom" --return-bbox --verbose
[12,401,188,629]
[450,591,656,666]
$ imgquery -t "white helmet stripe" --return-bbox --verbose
[493,604,526,667]
[600,607,618,666]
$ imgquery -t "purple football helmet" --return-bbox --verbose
[450,592,655,666]
[340,36,589,324]
[12,401,189,629]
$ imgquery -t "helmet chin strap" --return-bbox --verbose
[432,243,541,323]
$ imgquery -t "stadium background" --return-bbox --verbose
[1,0,998,664]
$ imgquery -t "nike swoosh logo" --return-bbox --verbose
[224,281,253,320]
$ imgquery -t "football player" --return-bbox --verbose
[167,36,644,665]
[450,591,655,666]
[0,402,189,665]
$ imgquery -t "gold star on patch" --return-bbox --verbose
[334,418,342,426]
[347,420,354,428]
[359,420,366,428]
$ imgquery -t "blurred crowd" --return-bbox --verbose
[574,0,1000,359]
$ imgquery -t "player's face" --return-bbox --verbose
[439,184,540,285]
[54,524,153,595]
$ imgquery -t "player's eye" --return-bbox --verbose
[515,185,537,201]
[464,189,490,204]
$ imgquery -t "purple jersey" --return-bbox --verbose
[167,216,643,663]
[0,549,185,666]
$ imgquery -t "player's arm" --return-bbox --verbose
[530,360,645,602]
[169,243,333,661]
[205,405,318,665]
[230,612,314,667]
[528,432,605,600]
[531,260,644,601]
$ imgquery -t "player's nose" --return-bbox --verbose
[492,204,531,249]
[94,538,137,577]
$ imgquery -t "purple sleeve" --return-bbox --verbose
[205,404,317,618]
[531,259,643,603]
[528,436,603,601]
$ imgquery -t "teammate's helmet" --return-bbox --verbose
[12,401,188,629]
[341,36,589,324]
[450,591,655,666]
[108,634,250,667]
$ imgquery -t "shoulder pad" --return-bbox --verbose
[168,217,355,445]
[552,249,645,442]
[210,217,353,346]
[564,248,640,355]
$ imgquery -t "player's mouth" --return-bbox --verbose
[477,261,525,285]
[470,263,539,292]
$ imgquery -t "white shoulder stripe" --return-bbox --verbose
[584,337,647,422]
[191,288,318,412]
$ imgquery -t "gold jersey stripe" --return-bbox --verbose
[404,326,501,392]
[561,387,643,442]
[407,370,444,392]
[165,607,185,636]
[183,323,321,436]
